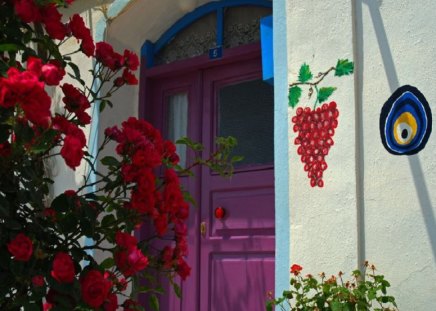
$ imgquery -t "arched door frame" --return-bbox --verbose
[140,0,272,68]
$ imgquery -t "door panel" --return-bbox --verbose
[146,54,274,311]
[148,73,202,311]
[199,59,275,311]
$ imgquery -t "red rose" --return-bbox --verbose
[121,69,138,85]
[115,231,137,250]
[123,49,139,71]
[103,293,118,311]
[64,189,76,197]
[163,140,179,164]
[161,246,174,268]
[175,236,188,257]
[27,56,43,76]
[41,4,66,40]
[96,42,123,70]
[61,135,84,169]
[69,14,89,39]
[176,258,191,280]
[14,0,41,23]
[51,252,75,283]
[69,14,94,56]
[41,61,65,86]
[290,264,303,275]
[115,247,149,277]
[7,233,33,261]
[61,83,90,113]
[81,36,95,57]
[80,270,112,308]
[3,67,51,127]
[154,214,168,237]
[32,275,45,287]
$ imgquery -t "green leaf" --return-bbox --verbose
[176,136,203,151]
[23,303,42,311]
[317,87,336,103]
[298,63,313,83]
[67,62,85,86]
[51,193,70,213]
[0,44,20,52]
[100,257,115,269]
[182,191,196,206]
[101,214,116,228]
[149,294,159,311]
[172,282,181,298]
[335,59,354,76]
[231,155,244,163]
[100,156,119,167]
[288,86,302,108]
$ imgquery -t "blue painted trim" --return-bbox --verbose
[141,40,155,68]
[273,0,290,305]
[260,15,274,85]
[153,0,272,54]
[216,7,224,47]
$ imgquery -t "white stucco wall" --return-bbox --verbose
[287,0,358,275]
[287,0,436,309]
[358,1,436,309]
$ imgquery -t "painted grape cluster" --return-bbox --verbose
[292,102,339,187]
[288,59,353,188]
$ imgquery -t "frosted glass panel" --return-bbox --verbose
[168,93,188,167]
[218,79,274,166]
[155,13,216,65]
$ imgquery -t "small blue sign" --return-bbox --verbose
[260,15,273,85]
[209,46,223,59]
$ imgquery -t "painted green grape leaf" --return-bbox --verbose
[288,86,302,108]
[317,87,336,103]
[298,63,312,83]
[335,59,354,76]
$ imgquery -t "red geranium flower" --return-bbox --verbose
[290,264,303,275]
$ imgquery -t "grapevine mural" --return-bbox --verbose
[380,85,432,155]
[288,60,354,187]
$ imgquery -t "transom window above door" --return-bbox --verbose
[142,0,272,67]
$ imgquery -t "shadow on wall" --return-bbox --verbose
[359,0,436,263]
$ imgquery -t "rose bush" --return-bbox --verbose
[0,1,239,310]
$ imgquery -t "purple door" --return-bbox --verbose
[146,48,274,311]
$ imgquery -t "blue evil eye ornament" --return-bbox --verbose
[380,85,432,155]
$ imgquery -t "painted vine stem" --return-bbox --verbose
[288,59,354,109]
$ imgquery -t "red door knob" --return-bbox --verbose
[214,207,226,219]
